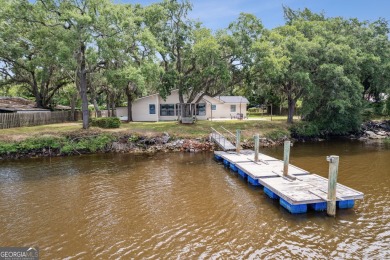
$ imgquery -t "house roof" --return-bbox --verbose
[216,96,249,104]
[0,97,69,111]
[0,97,47,111]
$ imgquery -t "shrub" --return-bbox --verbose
[290,122,320,138]
[0,142,18,155]
[247,112,262,117]
[0,136,65,155]
[384,99,390,116]
[128,135,139,142]
[60,134,116,154]
[17,136,64,151]
[90,117,121,128]
[248,107,261,113]
[265,129,290,140]
[361,107,374,121]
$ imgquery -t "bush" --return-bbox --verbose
[0,136,65,155]
[90,117,121,128]
[362,107,374,121]
[247,112,262,117]
[0,142,18,155]
[290,122,320,138]
[248,107,261,113]
[384,99,390,116]
[265,129,290,140]
[60,134,116,154]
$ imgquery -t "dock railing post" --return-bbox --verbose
[236,129,241,153]
[254,134,259,162]
[326,155,339,217]
[283,141,291,177]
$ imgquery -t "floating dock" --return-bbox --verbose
[214,150,364,214]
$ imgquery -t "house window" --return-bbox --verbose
[230,105,236,112]
[149,104,156,114]
[211,105,216,110]
[160,104,175,116]
[196,103,206,116]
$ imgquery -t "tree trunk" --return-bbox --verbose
[127,93,133,122]
[32,81,44,109]
[92,98,101,117]
[106,94,111,117]
[128,96,133,122]
[287,97,296,124]
[111,101,116,117]
[78,43,89,129]
[70,92,77,121]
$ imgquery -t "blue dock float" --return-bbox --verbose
[223,159,230,167]
[280,198,308,214]
[264,187,279,200]
[247,175,262,187]
[337,200,355,209]
[213,150,364,215]
[310,202,327,211]
[229,163,238,172]
[237,168,248,179]
[214,154,223,161]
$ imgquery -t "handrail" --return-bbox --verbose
[220,126,235,138]
[210,127,228,151]
[210,127,223,136]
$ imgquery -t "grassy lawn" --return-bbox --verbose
[0,118,290,141]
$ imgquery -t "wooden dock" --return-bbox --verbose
[213,150,364,214]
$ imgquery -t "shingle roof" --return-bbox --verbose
[0,97,69,111]
[216,96,249,104]
[0,97,47,111]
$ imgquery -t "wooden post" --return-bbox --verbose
[254,134,259,162]
[283,141,291,177]
[236,129,241,153]
[327,155,339,217]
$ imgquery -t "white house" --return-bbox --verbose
[116,90,249,122]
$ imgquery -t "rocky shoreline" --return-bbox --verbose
[356,120,390,140]
[0,131,286,160]
[0,120,388,160]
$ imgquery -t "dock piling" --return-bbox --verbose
[326,155,339,217]
[283,141,291,177]
[236,129,241,153]
[254,134,259,162]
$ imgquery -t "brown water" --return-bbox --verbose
[0,140,389,259]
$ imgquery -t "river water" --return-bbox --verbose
[0,140,389,259]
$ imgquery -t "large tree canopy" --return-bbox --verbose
[146,0,263,118]
[0,0,72,108]
[0,1,389,134]
[253,7,390,134]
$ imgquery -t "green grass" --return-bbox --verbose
[0,119,289,141]
[370,116,390,121]
[0,122,82,136]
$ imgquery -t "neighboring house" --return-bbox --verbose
[116,90,249,122]
[0,97,50,113]
[0,97,71,113]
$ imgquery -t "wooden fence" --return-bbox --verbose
[0,111,76,129]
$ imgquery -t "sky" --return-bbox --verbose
[124,0,390,31]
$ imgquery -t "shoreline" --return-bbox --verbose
[0,132,287,160]
[0,120,388,160]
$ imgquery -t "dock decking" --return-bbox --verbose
[213,150,364,214]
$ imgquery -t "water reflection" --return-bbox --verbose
[0,140,389,259]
